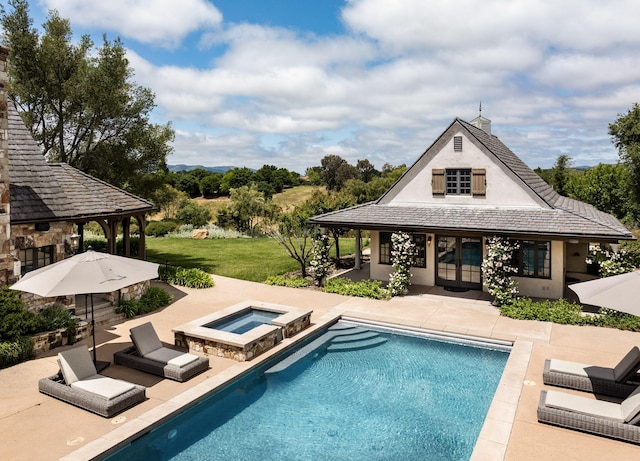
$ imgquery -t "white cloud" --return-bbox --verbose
[35,1,640,172]
[43,0,222,47]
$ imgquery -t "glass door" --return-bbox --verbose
[436,236,482,290]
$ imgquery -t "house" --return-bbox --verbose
[0,47,155,302]
[309,115,634,299]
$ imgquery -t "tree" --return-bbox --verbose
[609,103,640,224]
[320,154,357,191]
[176,202,212,227]
[1,1,174,199]
[220,167,255,195]
[200,173,222,198]
[356,159,378,182]
[550,154,573,196]
[267,207,316,278]
[175,174,201,198]
[227,185,273,235]
[566,163,632,223]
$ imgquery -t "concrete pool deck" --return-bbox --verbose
[1,275,640,460]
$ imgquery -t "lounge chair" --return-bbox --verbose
[113,322,209,382]
[537,386,640,444]
[543,346,640,398]
[38,345,145,418]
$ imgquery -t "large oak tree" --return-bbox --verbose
[1,0,174,199]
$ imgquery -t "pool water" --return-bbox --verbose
[203,309,281,334]
[107,322,509,461]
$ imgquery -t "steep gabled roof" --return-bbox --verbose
[7,102,154,223]
[310,118,633,241]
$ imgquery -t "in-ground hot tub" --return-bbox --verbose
[173,301,313,361]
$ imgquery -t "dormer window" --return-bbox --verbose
[453,136,463,152]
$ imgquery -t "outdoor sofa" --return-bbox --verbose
[543,346,640,398]
[38,345,146,418]
[113,322,209,382]
[537,386,640,444]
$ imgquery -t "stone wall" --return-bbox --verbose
[31,320,91,356]
[175,329,281,362]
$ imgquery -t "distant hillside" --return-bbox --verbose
[168,164,237,173]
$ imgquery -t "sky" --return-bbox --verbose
[14,0,640,173]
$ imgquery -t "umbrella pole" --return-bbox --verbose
[91,293,97,364]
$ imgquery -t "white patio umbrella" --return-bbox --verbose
[11,250,159,364]
[568,270,640,317]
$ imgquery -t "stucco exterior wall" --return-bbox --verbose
[387,130,545,208]
[369,231,436,287]
[511,240,565,299]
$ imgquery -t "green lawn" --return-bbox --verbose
[146,236,362,282]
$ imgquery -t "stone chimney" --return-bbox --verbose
[0,46,14,284]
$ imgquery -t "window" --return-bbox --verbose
[446,169,472,195]
[512,240,550,278]
[20,245,54,275]
[379,232,427,268]
[453,136,463,152]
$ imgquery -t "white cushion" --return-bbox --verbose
[548,359,615,381]
[71,374,136,400]
[613,347,640,382]
[621,386,640,422]
[58,346,97,385]
[145,347,200,368]
[545,390,624,422]
[130,322,163,357]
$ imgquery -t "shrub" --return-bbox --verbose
[589,308,640,332]
[176,202,212,227]
[146,220,180,237]
[264,275,310,288]
[0,287,34,341]
[310,233,332,286]
[115,287,173,319]
[0,336,34,369]
[498,297,586,325]
[324,278,388,300]
[159,265,214,288]
[31,305,78,337]
[388,231,416,296]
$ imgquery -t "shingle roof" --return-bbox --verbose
[310,118,633,240]
[7,102,154,223]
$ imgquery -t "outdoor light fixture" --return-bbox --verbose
[427,236,432,245]
[70,233,80,252]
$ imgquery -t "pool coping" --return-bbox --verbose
[61,313,530,461]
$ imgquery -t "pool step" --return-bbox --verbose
[326,336,388,352]
[265,323,388,374]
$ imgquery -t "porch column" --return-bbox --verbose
[355,229,361,270]
[122,217,131,257]
[136,213,147,259]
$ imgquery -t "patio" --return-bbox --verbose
[1,274,639,460]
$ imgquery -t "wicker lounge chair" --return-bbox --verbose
[543,346,640,398]
[113,322,209,382]
[537,387,640,444]
[38,345,145,418]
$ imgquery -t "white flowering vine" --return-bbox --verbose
[310,233,332,286]
[388,232,416,296]
[586,244,636,277]
[482,236,519,306]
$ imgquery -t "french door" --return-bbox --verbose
[436,236,483,290]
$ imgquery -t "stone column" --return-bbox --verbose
[0,47,14,285]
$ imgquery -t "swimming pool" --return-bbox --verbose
[106,321,510,460]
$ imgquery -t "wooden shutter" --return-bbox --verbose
[472,169,486,196]
[432,169,445,195]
